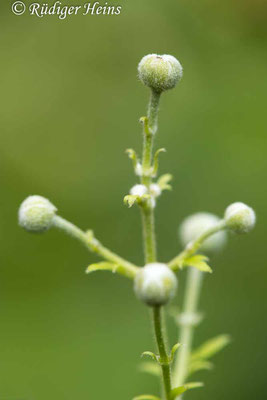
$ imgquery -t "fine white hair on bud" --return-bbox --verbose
[134,263,178,306]
[224,202,256,234]
[130,184,148,197]
[18,195,57,233]
[138,54,183,93]
[150,183,162,198]
[179,212,227,253]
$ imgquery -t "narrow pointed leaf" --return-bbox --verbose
[141,351,158,362]
[184,255,212,273]
[126,148,138,163]
[157,174,173,191]
[188,360,213,376]
[124,194,138,208]
[171,382,203,399]
[124,194,150,208]
[86,262,118,274]
[170,342,181,361]
[86,262,137,280]
[191,334,231,361]
[152,148,166,176]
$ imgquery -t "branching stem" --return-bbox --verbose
[172,221,227,396]
[168,221,226,270]
[53,215,138,277]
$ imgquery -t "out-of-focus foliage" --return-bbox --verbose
[0,1,266,399]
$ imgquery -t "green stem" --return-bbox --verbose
[139,89,172,400]
[173,268,203,389]
[53,215,138,277]
[142,204,156,264]
[148,89,160,134]
[168,221,226,270]
[153,306,172,400]
[140,90,161,261]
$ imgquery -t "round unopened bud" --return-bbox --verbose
[224,202,256,234]
[18,195,57,233]
[134,263,177,306]
[179,212,227,253]
[130,184,148,197]
[138,54,183,93]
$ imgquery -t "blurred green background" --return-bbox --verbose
[0,0,266,399]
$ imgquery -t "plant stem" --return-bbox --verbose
[172,267,203,389]
[168,221,226,270]
[142,204,157,264]
[153,306,172,400]
[141,89,161,262]
[139,89,172,400]
[53,215,138,277]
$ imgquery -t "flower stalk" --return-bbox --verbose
[53,215,139,277]
[168,220,226,271]
[173,267,203,388]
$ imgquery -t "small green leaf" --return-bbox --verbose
[170,342,181,362]
[184,255,212,273]
[157,174,173,191]
[139,362,161,376]
[171,382,203,399]
[86,262,118,274]
[152,148,166,176]
[188,360,213,376]
[133,395,161,400]
[124,194,150,208]
[191,334,231,361]
[86,262,137,280]
[126,148,138,163]
[141,351,158,362]
[126,148,142,176]
[124,194,138,208]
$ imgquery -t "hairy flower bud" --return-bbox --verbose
[130,184,148,197]
[18,195,57,233]
[224,202,256,234]
[179,212,227,252]
[138,54,183,93]
[134,263,177,306]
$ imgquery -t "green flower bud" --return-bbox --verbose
[134,263,177,306]
[138,54,183,93]
[179,212,227,253]
[18,195,57,233]
[224,202,256,234]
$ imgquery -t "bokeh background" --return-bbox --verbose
[0,0,266,399]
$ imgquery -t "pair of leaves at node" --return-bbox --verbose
[140,343,180,378]
[140,334,230,380]
[123,174,173,208]
[126,147,167,178]
[187,334,231,376]
[133,382,203,400]
[142,342,181,366]
[179,254,212,273]
[124,193,151,208]
[86,261,137,280]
